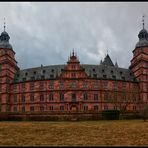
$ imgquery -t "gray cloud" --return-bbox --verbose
[0,2,147,69]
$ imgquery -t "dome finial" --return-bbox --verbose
[142,15,145,29]
[4,17,6,31]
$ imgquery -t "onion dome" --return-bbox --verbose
[135,15,148,48]
[0,20,12,49]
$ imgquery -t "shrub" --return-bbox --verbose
[101,110,120,120]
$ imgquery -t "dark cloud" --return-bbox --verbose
[0,2,147,69]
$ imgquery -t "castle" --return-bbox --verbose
[0,19,147,115]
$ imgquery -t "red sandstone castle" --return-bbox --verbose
[0,21,148,114]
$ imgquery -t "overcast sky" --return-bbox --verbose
[0,2,147,69]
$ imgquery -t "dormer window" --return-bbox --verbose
[102,69,105,73]
[22,78,26,81]
[120,71,123,75]
[25,72,28,76]
[103,75,107,78]
[111,70,113,74]
[43,70,46,73]
[34,71,36,75]
[93,68,96,72]
[41,75,45,80]
[112,75,116,79]
[122,76,125,80]
[51,69,54,72]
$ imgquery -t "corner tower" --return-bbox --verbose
[130,16,148,105]
[0,22,19,112]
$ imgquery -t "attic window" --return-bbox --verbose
[31,76,35,80]
[51,69,54,72]
[61,69,64,71]
[111,70,113,73]
[112,75,116,79]
[120,71,123,75]
[34,71,36,75]
[41,75,45,80]
[130,73,132,76]
[102,69,105,73]
[43,70,46,73]
[122,76,125,80]
[25,72,28,76]
[22,78,26,81]
[103,75,107,78]
[93,74,97,78]
[50,74,54,78]
[93,69,96,72]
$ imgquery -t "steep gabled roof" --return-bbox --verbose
[102,54,114,66]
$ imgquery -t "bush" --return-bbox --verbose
[101,110,120,120]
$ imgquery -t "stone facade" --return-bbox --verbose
[0,25,147,114]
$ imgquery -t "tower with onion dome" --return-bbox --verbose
[130,15,148,107]
[0,19,19,112]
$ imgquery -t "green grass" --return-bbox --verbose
[0,120,148,146]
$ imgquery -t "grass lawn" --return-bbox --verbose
[0,120,148,146]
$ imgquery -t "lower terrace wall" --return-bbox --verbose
[0,111,143,121]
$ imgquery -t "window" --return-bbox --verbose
[113,82,117,90]
[83,106,88,111]
[22,78,26,82]
[13,106,17,112]
[51,69,54,72]
[40,94,44,101]
[83,82,87,88]
[30,106,34,112]
[13,85,17,92]
[93,74,97,78]
[71,73,76,78]
[50,74,54,78]
[93,68,96,72]
[83,93,88,100]
[49,106,53,110]
[104,81,108,89]
[14,94,17,102]
[72,93,76,102]
[34,71,36,75]
[103,75,107,79]
[94,94,98,100]
[49,82,54,89]
[104,92,108,101]
[40,82,44,90]
[43,70,46,73]
[22,106,25,112]
[60,106,64,111]
[41,75,45,80]
[40,106,44,111]
[49,93,53,101]
[59,82,64,89]
[111,70,113,74]
[71,81,76,88]
[21,83,25,91]
[31,76,35,81]
[30,82,34,90]
[102,69,105,73]
[104,105,108,110]
[93,82,98,89]
[114,106,118,110]
[21,95,25,103]
[25,72,28,76]
[94,105,98,111]
[71,94,76,102]
[112,75,116,79]
[60,93,64,101]
[133,106,136,110]
[30,94,34,102]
